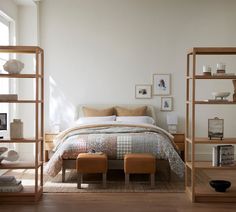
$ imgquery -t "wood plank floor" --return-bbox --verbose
[0,193,236,212]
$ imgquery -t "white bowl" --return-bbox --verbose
[212,92,230,99]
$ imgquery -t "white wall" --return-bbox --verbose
[40,0,236,140]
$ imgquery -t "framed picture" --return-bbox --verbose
[135,84,152,99]
[153,74,171,95]
[208,117,224,140]
[161,97,173,111]
[0,113,7,130]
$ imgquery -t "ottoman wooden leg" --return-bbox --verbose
[77,173,82,189]
[102,173,107,188]
[150,173,155,188]
[125,173,129,186]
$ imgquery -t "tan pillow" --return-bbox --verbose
[115,106,147,116]
[82,107,114,117]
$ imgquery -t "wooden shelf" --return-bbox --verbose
[186,161,236,170]
[0,45,43,54]
[194,137,236,144]
[0,137,43,143]
[195,75,236,79]
[0,186,42,202]
[194,101,236,105]
[0,100,43,103]
[188,47,236,55]
[0,73,43,78]
[0,161,43,169]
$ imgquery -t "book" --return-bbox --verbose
[0,94,18,101]
[213,73,235,76]
[212,145,235,167]
[0,180,21,186]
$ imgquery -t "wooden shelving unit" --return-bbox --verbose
[185,47,236,203]
[0,46,44,203]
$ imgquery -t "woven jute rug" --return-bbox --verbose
[4,169,185,193]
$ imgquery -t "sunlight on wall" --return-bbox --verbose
[49,76,76,131]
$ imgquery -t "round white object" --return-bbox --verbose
[3,59,24,74]
[212,92,230,99]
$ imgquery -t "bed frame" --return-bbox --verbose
[61,104,171,182]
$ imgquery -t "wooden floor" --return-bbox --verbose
[0,193,236,211]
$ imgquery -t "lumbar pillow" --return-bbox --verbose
[82,107,114,117]
[115,106,147,116]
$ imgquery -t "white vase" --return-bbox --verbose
[3,59,24,74]
[10,119,23,139]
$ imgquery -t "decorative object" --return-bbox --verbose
[161,97,173,111]
[209,180,231,192]
[0,148,19,164]
[166,113,178,133]
[216,63,226,73]
[233,80,236,102]
[208,117,224,140]
[0,94,18,101]
[153,74,171,95]
[212,145,234,166]
[3,59,24,74]
[135,84,152,99]
[202,65,212,76]
[10,119,23,139]
[212,92,230,100]
[0,113,7,131]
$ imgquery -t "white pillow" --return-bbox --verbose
[76,115,116,125]
[116,116,155,125]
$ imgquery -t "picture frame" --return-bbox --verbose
[0,113,7,130]
[161,97,173,111]
[208,117,224,140]
[153,74,171,95]
[135,84,152,99]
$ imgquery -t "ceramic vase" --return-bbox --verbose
[10,119,23,139]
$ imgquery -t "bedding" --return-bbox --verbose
[115,106,147,116]
[76,116,116,124]
[45,122,185,178]
[116,116,155,125]
[82,107,114,117]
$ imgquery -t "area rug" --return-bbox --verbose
[4,169,185,193]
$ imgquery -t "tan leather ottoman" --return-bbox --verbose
[76,153,108,188]
[124,153,156,187]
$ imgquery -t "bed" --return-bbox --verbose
[45,105,185,182]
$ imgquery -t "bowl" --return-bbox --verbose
[212,92,230,100]
[209,180,231,192]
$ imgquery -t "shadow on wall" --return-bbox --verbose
[49,76,76,131]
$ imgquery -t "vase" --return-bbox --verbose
[3,59,24,74]
[233,80,236,102]
[10,119,23,139]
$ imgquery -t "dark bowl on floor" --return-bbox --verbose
[209,180,231,192]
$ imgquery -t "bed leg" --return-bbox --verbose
[62,167,66,182]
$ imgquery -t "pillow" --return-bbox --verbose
[116,116,155,125]
[115,106,147,116]
[82,107,114,117]
[76,116,116,124]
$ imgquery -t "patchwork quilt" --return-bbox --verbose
[45,123,185,178]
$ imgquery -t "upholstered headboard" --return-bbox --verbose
[77,104,157,123]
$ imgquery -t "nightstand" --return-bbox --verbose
[44,133,58,162]
[172,133,185,161]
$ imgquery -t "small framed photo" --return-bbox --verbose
[161,97,173,111]
[153,74,171,95]
[135,84,152,99]
[0,113,7,130]
[208,117,224,140]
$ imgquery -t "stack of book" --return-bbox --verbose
[212,145,235,166]
[0,176,23,192]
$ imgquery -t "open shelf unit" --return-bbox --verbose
[185,47,236,202]
[0,46,44,203]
